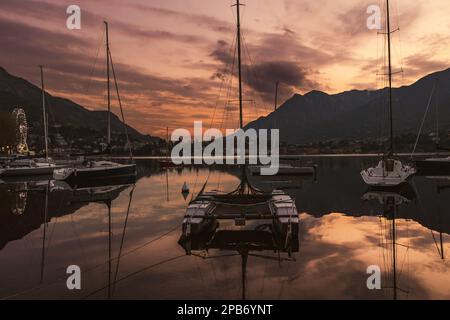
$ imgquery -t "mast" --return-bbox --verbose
[392,205,397,300]
[40,181,49,284]
[274,81,279,111]
[386,0,394,156]
[436,80,440,150]
[233,0,249,194]
[234,0,244,129]
[437,185,445,260]
[105,21,111,149]
[166,126,169,157]
[40,66,49,161]
[241,249,248,300]
[107,200,112,299]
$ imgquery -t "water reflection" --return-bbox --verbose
[0,158,448,299]
[179,223,298,300]
[362,188,411,300]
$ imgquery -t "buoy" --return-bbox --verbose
[182,181,189,194]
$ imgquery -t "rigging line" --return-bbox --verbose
[241,32,271,116]
[194,254,207,292]
[112,185,136,296]
[277,255,292,299]
[435,81,440,148]
[381,217,389,285]
[260,250,268,297]
[109,50,133,160]
[44,217,58,260]
[242,32,271,117]
[411,80,437,158]
[430,229,443,258]
[219,39,237,131]
[69,213,90,272]
[189,168,200,202]
[85,24,105,95]
[81,254,186,299]
[220,44,237,129]
[225,34,238,129]
[378,216,384,284]
[241,36,262,120]
[107,222,180,261]
[215,35,238,188]
[396,244,409,283]
[407,218,411,298]
[209,32,238,131]
[0,220,182,300]
[192,252,241,259]
[205,251,221,297]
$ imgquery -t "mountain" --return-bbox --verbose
[247,68,450,144]
[0,66,156,142]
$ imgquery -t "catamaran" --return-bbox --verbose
[53,21,136,184]
[0,67,61,179]
[181,1,299,249]
[361,0,416,187]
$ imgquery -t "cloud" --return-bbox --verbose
[0,0,448,138]
[131,4,234,34]
[0,0,208,45]
[244,61,319,97]
[0,14,222,136]
[403,53,450,79]
[209,31,325,102]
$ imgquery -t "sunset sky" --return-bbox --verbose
[1,0,449,137]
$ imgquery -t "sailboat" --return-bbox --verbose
[53,21,136,184]
[0,67,61,179]
[249,82,317,177]
[182,1,298,246]
[158,126,179,168]
[415,83,450,174]
[360,0,416,187]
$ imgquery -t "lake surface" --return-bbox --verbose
[1,157,449,300]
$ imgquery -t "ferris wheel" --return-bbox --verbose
[12,108,29,154]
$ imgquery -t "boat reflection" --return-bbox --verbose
[178,223,298,300]
[0,176,139,252]
[362,182,417,206]
[362,186,412,300]
[427,176,449,260]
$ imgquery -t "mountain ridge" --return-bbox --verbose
[247,67,450,144]
[0,66,157,143]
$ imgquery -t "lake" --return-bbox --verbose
[0,157,449,300]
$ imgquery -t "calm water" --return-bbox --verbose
[0,158,449,300]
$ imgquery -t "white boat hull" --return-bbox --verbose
[361,159,416,187]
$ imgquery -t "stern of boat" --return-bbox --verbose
[53,167,75,181]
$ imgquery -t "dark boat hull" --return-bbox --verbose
[415,159,450,175]
[0,166,57,178]
[158,160,180,168]
[64,164,137,187]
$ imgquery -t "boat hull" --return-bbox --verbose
[361,159,416,187]
[158,160,180,168]
[57,164,137,186]
[415,158,450,175]
[249,165,316,176]
[0,165,57,178]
